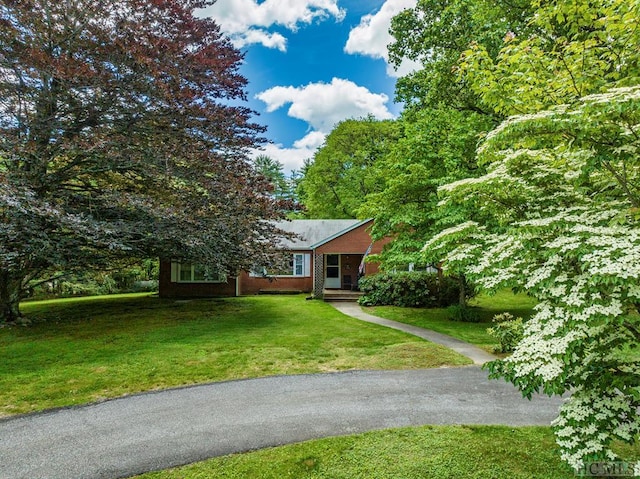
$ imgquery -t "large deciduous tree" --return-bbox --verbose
[298,116,401,219]
[363,0,525,295]
[0,0,285,323]
[362,107,493,263]
[388,0,532,113]
[425,0,640,471]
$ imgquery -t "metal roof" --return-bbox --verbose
[273,219,371,250]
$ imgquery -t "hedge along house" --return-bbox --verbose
[158,219,390,299]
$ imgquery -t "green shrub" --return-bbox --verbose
[30,260,159,299]
[487,312,524,352]
[132,280,159,292]
[446,304,481,323]
[358,271,462,308]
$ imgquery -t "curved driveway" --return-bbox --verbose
[0,367,563,479]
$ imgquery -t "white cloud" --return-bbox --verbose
[254,78,395,172]
[237,29,287,51]
[256,78,394,134]
[200,0,345,51]
[251,143,317,174]
[344,0,421,78]
[293,131,326,150]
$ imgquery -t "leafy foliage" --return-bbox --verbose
[426,82,640,472]
[358,271,461,308]
[415,0,640,470]
[253,155,299,205]
[388,0,532,112]
[31,260,159,299]
[487,313,524,353]
[298,116,401,219]
[363,0,521,296]
[0,0,286,322]
[459,0,640,115]
[362,107,494,264]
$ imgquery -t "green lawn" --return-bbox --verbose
[1,294,470,416]
[8,293,639,478]
[136,425,577,479]
[366,290,537,353]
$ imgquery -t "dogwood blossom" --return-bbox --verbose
[424,84,640,470]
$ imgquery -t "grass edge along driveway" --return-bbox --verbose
[1,293,470,416]
[135,425,579,479]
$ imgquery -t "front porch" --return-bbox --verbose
[321,253,364,289]
[315,252,366,301]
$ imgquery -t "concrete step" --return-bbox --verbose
[322,289,363,302]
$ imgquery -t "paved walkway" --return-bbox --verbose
[329,302,497,365]
[0,368,563,479]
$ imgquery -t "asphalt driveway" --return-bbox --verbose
[0,367,564,479]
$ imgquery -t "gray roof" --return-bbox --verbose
[273,219,369,249]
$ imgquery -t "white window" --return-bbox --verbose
[250,253,311,277]
[293,254,304,276]
[171,262,226,283]
[408,263,439,274]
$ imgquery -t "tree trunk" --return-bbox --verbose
[0,269,24,324]
[458,274,467,308]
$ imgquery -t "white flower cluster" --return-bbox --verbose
[438,163,508,193]
[552,388,640,472]
[580,85,640,105]
[421,221,478,252]
[421,81,640,472]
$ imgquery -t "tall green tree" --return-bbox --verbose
[388,0,532,112]
[425,0,640,470]
[253,155,288,199]
[362,108,493,263]
[363,0,528,293]
[0,0,285,323]
[459,0,640,115]
[298,116,401,219]
[253,154,301,214]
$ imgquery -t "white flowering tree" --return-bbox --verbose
[421,0,640,471]
[425,86,640,469]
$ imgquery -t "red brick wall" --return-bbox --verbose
[158,260,237,298]
[239,271,313,294]
[238,249,314,294]
[315,221,392,278]
[315,221,391,256]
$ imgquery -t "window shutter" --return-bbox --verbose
[304,254,311,277]
[170,262,178,282]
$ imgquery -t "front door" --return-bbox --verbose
[324,254,341,289]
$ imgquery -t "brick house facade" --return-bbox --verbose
[158,219,390,299]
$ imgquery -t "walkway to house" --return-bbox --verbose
[329,302,497,365]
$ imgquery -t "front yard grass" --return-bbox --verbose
[365,290,537,353]
[136,425,577,479]
[1,294,470,416]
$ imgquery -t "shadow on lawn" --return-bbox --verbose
[17,295,282,339]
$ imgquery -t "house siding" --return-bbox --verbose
[158,220,392,299]
[158,260,237,298]
[315,221,391,277]
[239,271,313,294]
[238,249,314,294]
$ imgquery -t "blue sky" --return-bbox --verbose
[198,0,419,173]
